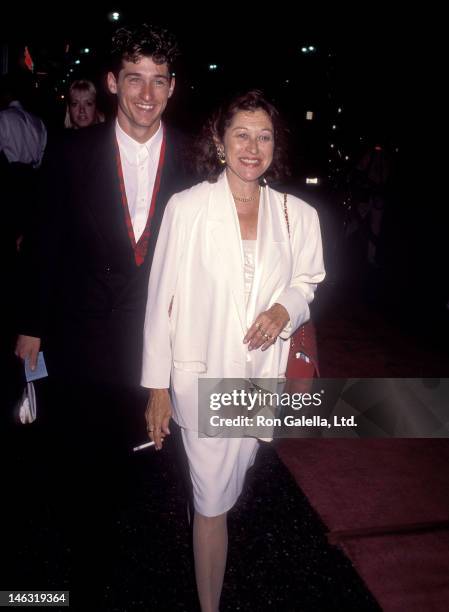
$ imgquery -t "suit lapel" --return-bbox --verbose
[144,128,179,272]
[246,186,289,324]
[256,186,286,291]
[83,123,135,267]
[208,173,247,335]
[243,186,279,323]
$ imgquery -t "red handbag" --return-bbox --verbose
[283,194,319,392]
[286,320,319,392]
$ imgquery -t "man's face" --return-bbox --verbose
[107,55,175,142]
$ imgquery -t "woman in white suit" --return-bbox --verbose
[141,90,325,612]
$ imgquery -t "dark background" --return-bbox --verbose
[3,9,445,352]
[0,8,402,166]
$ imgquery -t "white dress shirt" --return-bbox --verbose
[115,120,163,242]
[0,101,47,168]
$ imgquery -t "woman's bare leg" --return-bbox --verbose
[193,511,228,612]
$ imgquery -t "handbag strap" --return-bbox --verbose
[283,193,290,237]
[282,194,320,375]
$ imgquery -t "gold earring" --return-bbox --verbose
[216,147,226,165]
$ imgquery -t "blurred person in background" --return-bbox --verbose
[64,79,105,129]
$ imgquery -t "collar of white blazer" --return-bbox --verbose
[207,171,288,336]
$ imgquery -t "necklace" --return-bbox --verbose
[232,186,261,203]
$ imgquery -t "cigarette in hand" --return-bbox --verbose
[132,441,156,452]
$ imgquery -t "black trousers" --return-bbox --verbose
[3,375,193,606]
[35,379,149,598]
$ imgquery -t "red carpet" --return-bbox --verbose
[343,531,449,612]
[317,292,449,378]
[277,439,449,611]
[277,288,449,610]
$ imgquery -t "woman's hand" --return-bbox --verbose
[145,389,172,450]
[243,303,290,351]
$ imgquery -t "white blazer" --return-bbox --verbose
[141,171,325,429]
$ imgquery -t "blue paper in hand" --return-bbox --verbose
[25,351,48,382]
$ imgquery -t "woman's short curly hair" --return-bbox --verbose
[110,24,179,77]
[195,90,290,184]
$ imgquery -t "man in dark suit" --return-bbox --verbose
[16,24,186,389]
[14,24,190,596]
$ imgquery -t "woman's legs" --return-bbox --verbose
[180,427,259,610]
[193,511,228,612]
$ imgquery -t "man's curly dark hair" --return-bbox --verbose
[110,24,180,77]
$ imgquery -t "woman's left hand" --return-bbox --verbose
[243,303,290,351]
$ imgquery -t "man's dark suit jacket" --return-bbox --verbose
[20,122,190,388]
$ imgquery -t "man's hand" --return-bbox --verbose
[15,335,41,370]
[145,389,172,450]
[243,303,290,351]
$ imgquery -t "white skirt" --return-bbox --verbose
[181,428,259,517]
[171,368,259,516]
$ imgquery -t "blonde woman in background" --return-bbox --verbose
[64,79,105,129]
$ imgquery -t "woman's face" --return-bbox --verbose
[69,90,97,128]
[221,108,274,185]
